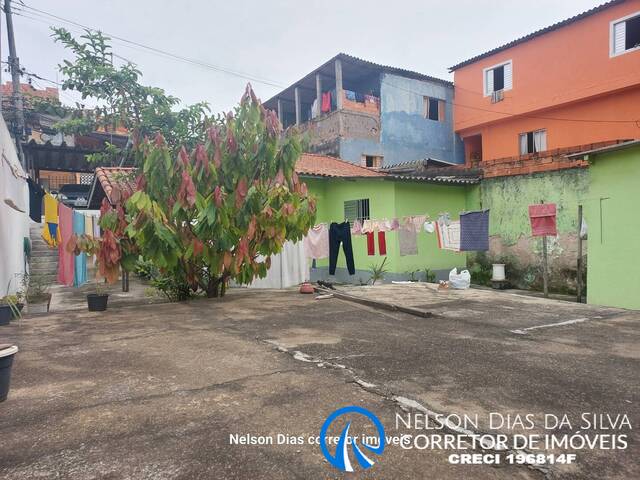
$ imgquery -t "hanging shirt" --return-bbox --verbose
[398,226,418,256]
[42,193,60,247]
[73,211,88,287]
[459,210,489,252]
[57,204,75,286]
[303,224,329,259]
[436,218,461,252]
[27,178,45,222]
[321,92,331,113]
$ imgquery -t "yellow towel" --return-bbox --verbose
[85,214,94,237]
[42,193,60,247]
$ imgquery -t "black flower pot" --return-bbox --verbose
[87,294,109,312]
[0,306,11,326]
[0,345,18,402]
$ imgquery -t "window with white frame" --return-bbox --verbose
[344,199,370,224]
[483,60,512,96]
[519,129,547,155]
[611,11,640,56]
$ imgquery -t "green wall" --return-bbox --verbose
[305,177,471,279]
[583,146,640,310]
[481,170,588,244]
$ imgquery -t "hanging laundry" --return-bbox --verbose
[436,217,461,251]
[390,218,400,231]
[424,221,435,233]
[73,210,88,287]
[459,210,490,252]
[529,204,557,237]
[398,225,418,256]
[351,219,363,235]
[42,193,60,247]
[354,92,365,103]
[321,92,332,113]
[93,214,101,238]
[366,232,375,256]
[57,204,75,286]
[361,219,374,234]
[304,224,329,259]
[378,231,387,255]
[311,98,319,118]
[344,90,356,101]
[27,178,45,222]
[411,215,427,233]
[329,222,355,275]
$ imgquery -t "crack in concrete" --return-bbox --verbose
[259,337,553,480]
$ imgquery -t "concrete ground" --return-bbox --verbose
[0,284,637,479]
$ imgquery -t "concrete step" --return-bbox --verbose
[31,249,58,258]
[30,259,58,268]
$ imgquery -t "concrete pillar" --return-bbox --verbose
[335,58,343,110]
[294,87,301,125]
[277,98,283,125]
[315,73,322,115]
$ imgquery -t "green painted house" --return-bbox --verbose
[569,141,640,310]
[296,154,480,282]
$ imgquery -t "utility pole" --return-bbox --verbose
[4,0,27,170]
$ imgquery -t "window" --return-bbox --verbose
[423,97,445,121]
[611,11,640,56]
[362,155,383,168]
[483,60,513,96]
[519,129,547,155]
[344,199,370,224]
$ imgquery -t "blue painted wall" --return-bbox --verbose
[379,73,464,166]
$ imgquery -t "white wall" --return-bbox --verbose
[0,117,31,295]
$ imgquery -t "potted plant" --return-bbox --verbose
[0,295,22,325]
[24,272,52,314]
[87,281,109,312]
[0,344,19,402]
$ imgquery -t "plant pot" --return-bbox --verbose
[0,345,18,402]
[87,294,109,312]
[26,293,52,314]
[0,306,11,326]
[12,303,24,320]
[492,264,506,281]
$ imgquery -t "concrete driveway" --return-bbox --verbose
[0,285,637,479]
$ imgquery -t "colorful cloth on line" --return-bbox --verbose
[57,204,75,286]
[398,226,418,256]
[528,203,557,237]
[73,210,87,287]
[436,218,460,252]
[459,210,489,252]
[303,223,329,260]
[42,193,60,247]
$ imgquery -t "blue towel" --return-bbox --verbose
[72,211,87,287]
[460,210,489,252]
[345,90,356,101]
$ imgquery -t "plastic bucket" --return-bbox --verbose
[0,306,11,326]
[87,294,109,312]
[492,264,506,281]
[0,345,18,402]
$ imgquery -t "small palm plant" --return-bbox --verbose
[369,257,388,285]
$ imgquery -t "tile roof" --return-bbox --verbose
[295,153,386,178]
[94,167,137,204]
[449,0,625,71]
[1,81,59,100]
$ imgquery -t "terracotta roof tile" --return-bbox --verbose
[94,167,137,204]
[295,153,386,178]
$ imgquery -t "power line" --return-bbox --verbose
[13,2,286,88]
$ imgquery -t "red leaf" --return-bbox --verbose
[135,174,146,191]
[192,238,204,256]
[235,177,248,209]
[154,132,165,147]
[246,216,257,241]
[177,170,196,207]
[178,146,189,167]
[195,144,208,173]
[214,186,224,207]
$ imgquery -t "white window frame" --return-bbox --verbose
[519,129,547,155]
[482,60,513,97]
[610,10,640,57]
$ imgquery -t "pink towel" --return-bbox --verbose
[529,204,557,237]
[303,224,329,259]
[57,203,75,286]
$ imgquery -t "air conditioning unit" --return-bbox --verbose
[491,90,504,103]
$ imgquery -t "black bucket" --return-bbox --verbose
[0,306,11,326]
[0,345,18,402]
[87,294,109,312]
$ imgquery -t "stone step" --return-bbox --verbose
[31,249,58,257]
[30,259,58,268]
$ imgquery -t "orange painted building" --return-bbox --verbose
[450,0,640,165]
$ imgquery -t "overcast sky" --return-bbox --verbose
[2,0,605,113]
